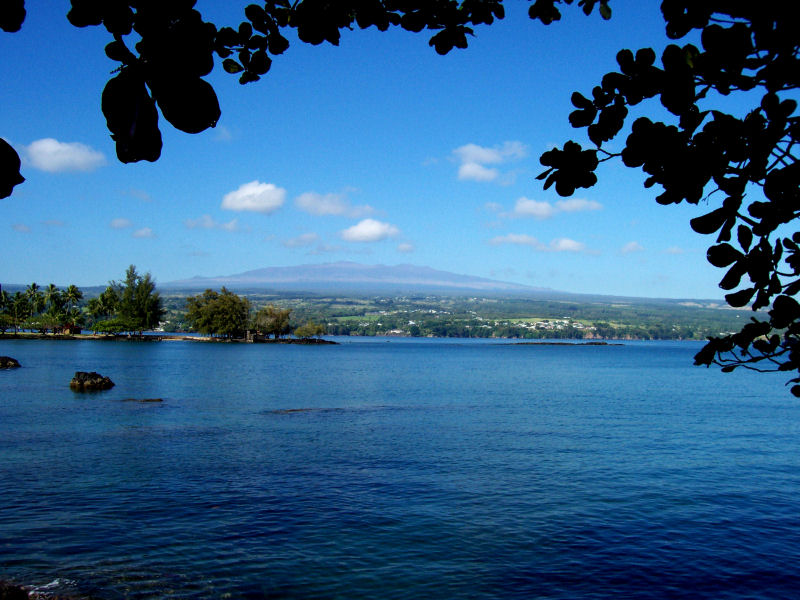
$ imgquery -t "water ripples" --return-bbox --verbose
[1,339,799,598]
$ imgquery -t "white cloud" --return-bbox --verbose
[133,227,155,239]
[110,218,133,229]
[25,138,106,172]
[490,234,585,252]
[283,232,319,248]
[185,214,240,232]
[453,141,527,165]
[621,241,645,254]
[490,233,541,247]
[549,238,585,252]
[340,218,400,243]
[502,196,603,219]
[453,141,527,182]
[397,242,415,253]
[12,223,31,233]
[222,180,286,213]
[665,246,685,254]
[512,197,556,219]
[555,198,603,213]
[458,162,499,182]
[295,192,374,218]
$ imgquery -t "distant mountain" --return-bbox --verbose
[164,262,547,293]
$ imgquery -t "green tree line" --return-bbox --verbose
[0,282,83,334]
[184,288,324,339]
[0,265,165,336]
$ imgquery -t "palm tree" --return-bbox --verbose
[26,282,44,315]
[43,283,59,311]
[61,285,84,332]
[11,292,29,334]
[0,289,9,334]
[64,284,83,314]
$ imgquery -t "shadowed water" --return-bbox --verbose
[1,338,798,599]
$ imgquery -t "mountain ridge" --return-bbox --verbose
[164,261,547,293]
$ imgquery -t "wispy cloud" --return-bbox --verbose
[501,197,602,219]
[308,243,344,255]
[125,188,152,202]
[397,242,415,253]
[42,219,64,227]
[12,223,30,233]
[222,180,286,214]
[133,227,155,239]
[185,214,240,232]
[554,198,603,213]
[453,141,527,183]
[283,232,319,248]
[295,191,374,218]
[214,125,234,142]
[511,198,556,219]
[621,241,645,254]
[340,219,400,243]
[665,246,685,254]
[110,218,133,229]
[549,238,585,252]
[490,233,585,252]
[25,138,106,172]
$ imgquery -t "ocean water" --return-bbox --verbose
[0,337,799,599]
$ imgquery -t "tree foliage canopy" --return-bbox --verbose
[253,305,293,339]
[535,2,800,392]
[113,265,165,334]
[185,287,251,338]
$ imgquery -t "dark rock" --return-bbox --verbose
[0,580,29,600]
[122,398,163,403]
[0,356,21,369]
[70,371,114,391]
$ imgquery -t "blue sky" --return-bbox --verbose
[1,1,732,298]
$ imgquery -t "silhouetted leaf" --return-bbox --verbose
[0,0,26,32]
[102,69,162,163]
[737,224,753,252]
[67,0,102,27]
[707,243,741,267]
[0,138,25,198]
[223,58,243,73]
[153,77,220,134]
[690,207,729,234]
[725,287,755,307]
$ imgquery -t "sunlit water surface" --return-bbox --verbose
[1,338,799,599]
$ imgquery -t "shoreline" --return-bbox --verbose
[0,332,337,345]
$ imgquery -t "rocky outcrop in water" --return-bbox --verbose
[69,371,114,391]
[0,356,20,369]
[122,398,163,403]
[0,581,28,600]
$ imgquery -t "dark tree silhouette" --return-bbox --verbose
[535,2,800,393]
[2,1,799,391]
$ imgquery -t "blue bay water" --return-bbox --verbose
[1,337,799,599]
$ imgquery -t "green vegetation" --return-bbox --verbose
[0,278,756,342]
[294,320,325,339]
[252,305,293,339]
[87,265,166,335]
[0,282,83,334]
[185,288,250,339]
[159,289,751,342]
